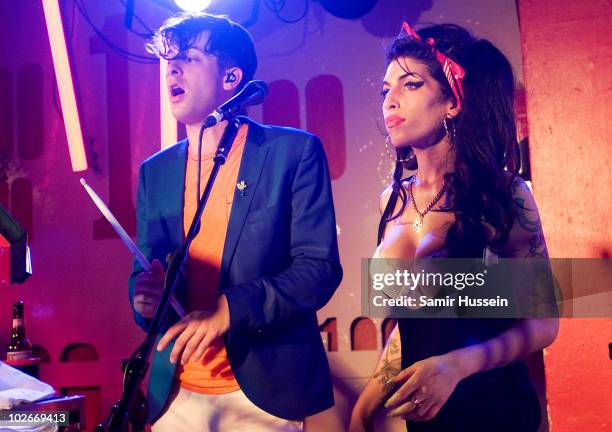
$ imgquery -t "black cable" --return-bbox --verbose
[118,0,155,39]
[68,0,76,40]
[265,0,285,10]
[264,0,309,24]
[196,123,205,207]
[241,0,261,28]
[51,72,62,118]
[75,0,157,63]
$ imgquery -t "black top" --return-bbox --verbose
[379,176,542,431]
[398,317,541,431]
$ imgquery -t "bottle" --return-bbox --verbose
[6,301,32,361]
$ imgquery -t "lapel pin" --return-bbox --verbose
[236,180,247,196]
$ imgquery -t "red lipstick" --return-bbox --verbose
[385,116,404,128]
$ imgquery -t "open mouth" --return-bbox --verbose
[171,85,185,97]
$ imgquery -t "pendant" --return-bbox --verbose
[412,217,423,232]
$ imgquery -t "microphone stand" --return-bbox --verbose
[96,118,241,432]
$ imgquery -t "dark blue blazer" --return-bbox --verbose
[128,117,342,422]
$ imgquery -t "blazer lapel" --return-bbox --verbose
[220,118,268,282]
[159,139,188,303]
[168,139,188,244]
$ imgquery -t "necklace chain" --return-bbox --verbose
[407,175,447,232]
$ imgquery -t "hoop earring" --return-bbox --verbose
[443,116,456,143]
[385,136,415,163]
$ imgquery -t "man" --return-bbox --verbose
[128,12,342,431]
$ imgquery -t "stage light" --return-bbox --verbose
[174,0,212,12]
[41,0,88,171]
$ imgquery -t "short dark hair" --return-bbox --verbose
[146,12,257,90]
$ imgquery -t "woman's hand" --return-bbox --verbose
[384,353,464,422]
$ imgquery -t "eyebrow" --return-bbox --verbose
[382,72,423,86]
[185,46,205,53]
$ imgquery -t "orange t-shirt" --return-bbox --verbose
[178,123,247,394]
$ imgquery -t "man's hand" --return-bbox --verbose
[133,259,165,319]
[157,295,230,365]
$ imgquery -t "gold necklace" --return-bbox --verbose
[407,176,447,232]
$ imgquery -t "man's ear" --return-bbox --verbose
[222,67,243,92]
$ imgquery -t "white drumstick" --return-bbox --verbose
[80,178,185,317]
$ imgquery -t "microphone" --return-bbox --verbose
[204,80,269,128]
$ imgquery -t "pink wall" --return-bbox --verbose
[517,0,612,430]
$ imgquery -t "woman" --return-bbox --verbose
[349,23,558,431]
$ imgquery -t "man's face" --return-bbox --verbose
[165,31,226,125]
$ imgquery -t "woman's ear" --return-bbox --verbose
[223,67,243,92]
[446,97,462,119]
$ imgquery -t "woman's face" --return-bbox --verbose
[382,56,452,149]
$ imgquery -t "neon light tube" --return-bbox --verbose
[41,0,87,171]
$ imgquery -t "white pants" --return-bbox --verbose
[151,387,304,432]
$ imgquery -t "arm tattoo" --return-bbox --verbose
[373,338,401,395]
[511,179,541,232]
[526,230,548,258]
[511,179,548,257]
